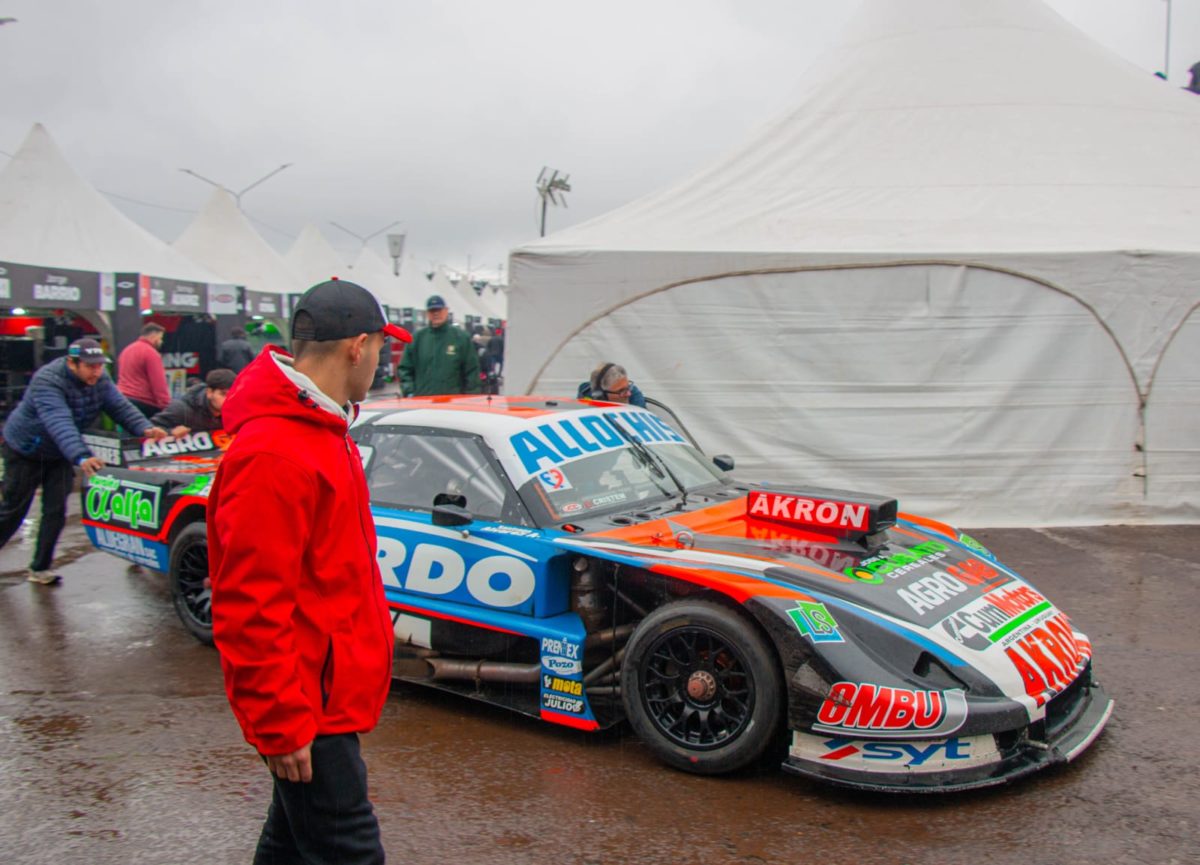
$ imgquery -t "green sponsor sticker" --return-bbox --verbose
[787,600,843,643]
[84,478,162,532]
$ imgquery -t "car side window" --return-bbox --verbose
[364,428,526,524]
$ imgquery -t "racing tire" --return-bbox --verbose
[169,522,213,646]
[621,599,783,775]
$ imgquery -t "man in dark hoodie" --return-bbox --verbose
[208,279,410,864]
[217,326,255,374]
[150,368,235,437]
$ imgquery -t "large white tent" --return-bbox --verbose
[0,123,220,283]
[285,224,350,288]
[347,246,424,310]
[508,0,1200,526]
[431,266,490,324]
[174,188,302,297]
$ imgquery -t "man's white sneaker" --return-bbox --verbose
[26,569,62,585]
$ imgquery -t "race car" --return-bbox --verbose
[81,395,1113,792]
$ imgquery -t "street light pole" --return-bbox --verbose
[178,163,294,208]
[1163,0,1173,81]
[329,220,402,250]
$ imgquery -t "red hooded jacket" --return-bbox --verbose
[208,346,394,756]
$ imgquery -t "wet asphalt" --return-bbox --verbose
[0,513,1196,865]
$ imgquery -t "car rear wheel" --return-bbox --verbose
[621,599,783,775]
[169,523,213,645]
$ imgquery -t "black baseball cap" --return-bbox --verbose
[292,278,412,343]
[68,338,110,365]
[426,294,447,310]
[205,368,236,390]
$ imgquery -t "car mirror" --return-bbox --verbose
[433,492,467,509]
[432,503,473,527]
[713,454,735,472]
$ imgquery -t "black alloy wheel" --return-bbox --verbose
[169,523,213,645]
[621,599,783,775]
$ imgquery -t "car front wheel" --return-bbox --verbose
[621,599,783,775]
[169,522,213,645]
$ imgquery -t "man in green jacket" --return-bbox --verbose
[398,294,482,396]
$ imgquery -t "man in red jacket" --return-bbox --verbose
[116,322,171,416]
[209,279,410,864]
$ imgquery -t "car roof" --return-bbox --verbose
[355,395,693,488]
[357,395,624,437]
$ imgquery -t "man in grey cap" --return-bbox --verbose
[398,293,481,396]
[0,338,169,584]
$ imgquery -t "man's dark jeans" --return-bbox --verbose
[254,733,385,865]
[0,444,75,572]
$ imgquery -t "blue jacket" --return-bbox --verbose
[3,357,152,464]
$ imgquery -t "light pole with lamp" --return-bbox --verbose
[178,163,294,208]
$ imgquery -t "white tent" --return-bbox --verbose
[475,283,508,322]
[430,266,490,324]
[285,224,351,288]
[387,254,439,311]
[508,0,1200,526]
[347,246,423,310]
[174,188,301,297]
[0,123,220,283]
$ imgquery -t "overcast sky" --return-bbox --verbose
[1,0,1196,280]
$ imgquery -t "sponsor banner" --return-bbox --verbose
[939,585,1054,651]
[541,692,585,714]
[375,518,542,613]
[505,408,687,483]
[747,491,869,532]
[84,476,163,532]
[844,539,949,584]
[99,272,116,312]
[540,635,583,675]
[1003,612,1090,707]
[140,276,209,313]
[115,272,140,311]
[790,731,1000,774]
[86,525,169,570]
[542,674,583,697]
[537,467,572,492]
[162,350,202,398]
[245,290,283,317]
[81,432,125,467]
[140,430,231,459]
[897,558,1008,615]
[207,284,239,316]
[813,682,968,738]
[0,260,100,309]
[787,600,844,644]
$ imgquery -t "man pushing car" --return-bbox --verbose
[208,278,411,863]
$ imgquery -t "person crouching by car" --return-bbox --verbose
[578,361,647,407]
[0,338,169,585]
[150,368,235,437]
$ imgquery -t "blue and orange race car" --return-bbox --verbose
[81,395,1113,792]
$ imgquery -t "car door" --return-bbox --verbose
[357,425,569,622]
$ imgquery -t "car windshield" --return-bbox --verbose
[521,437,725,521]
